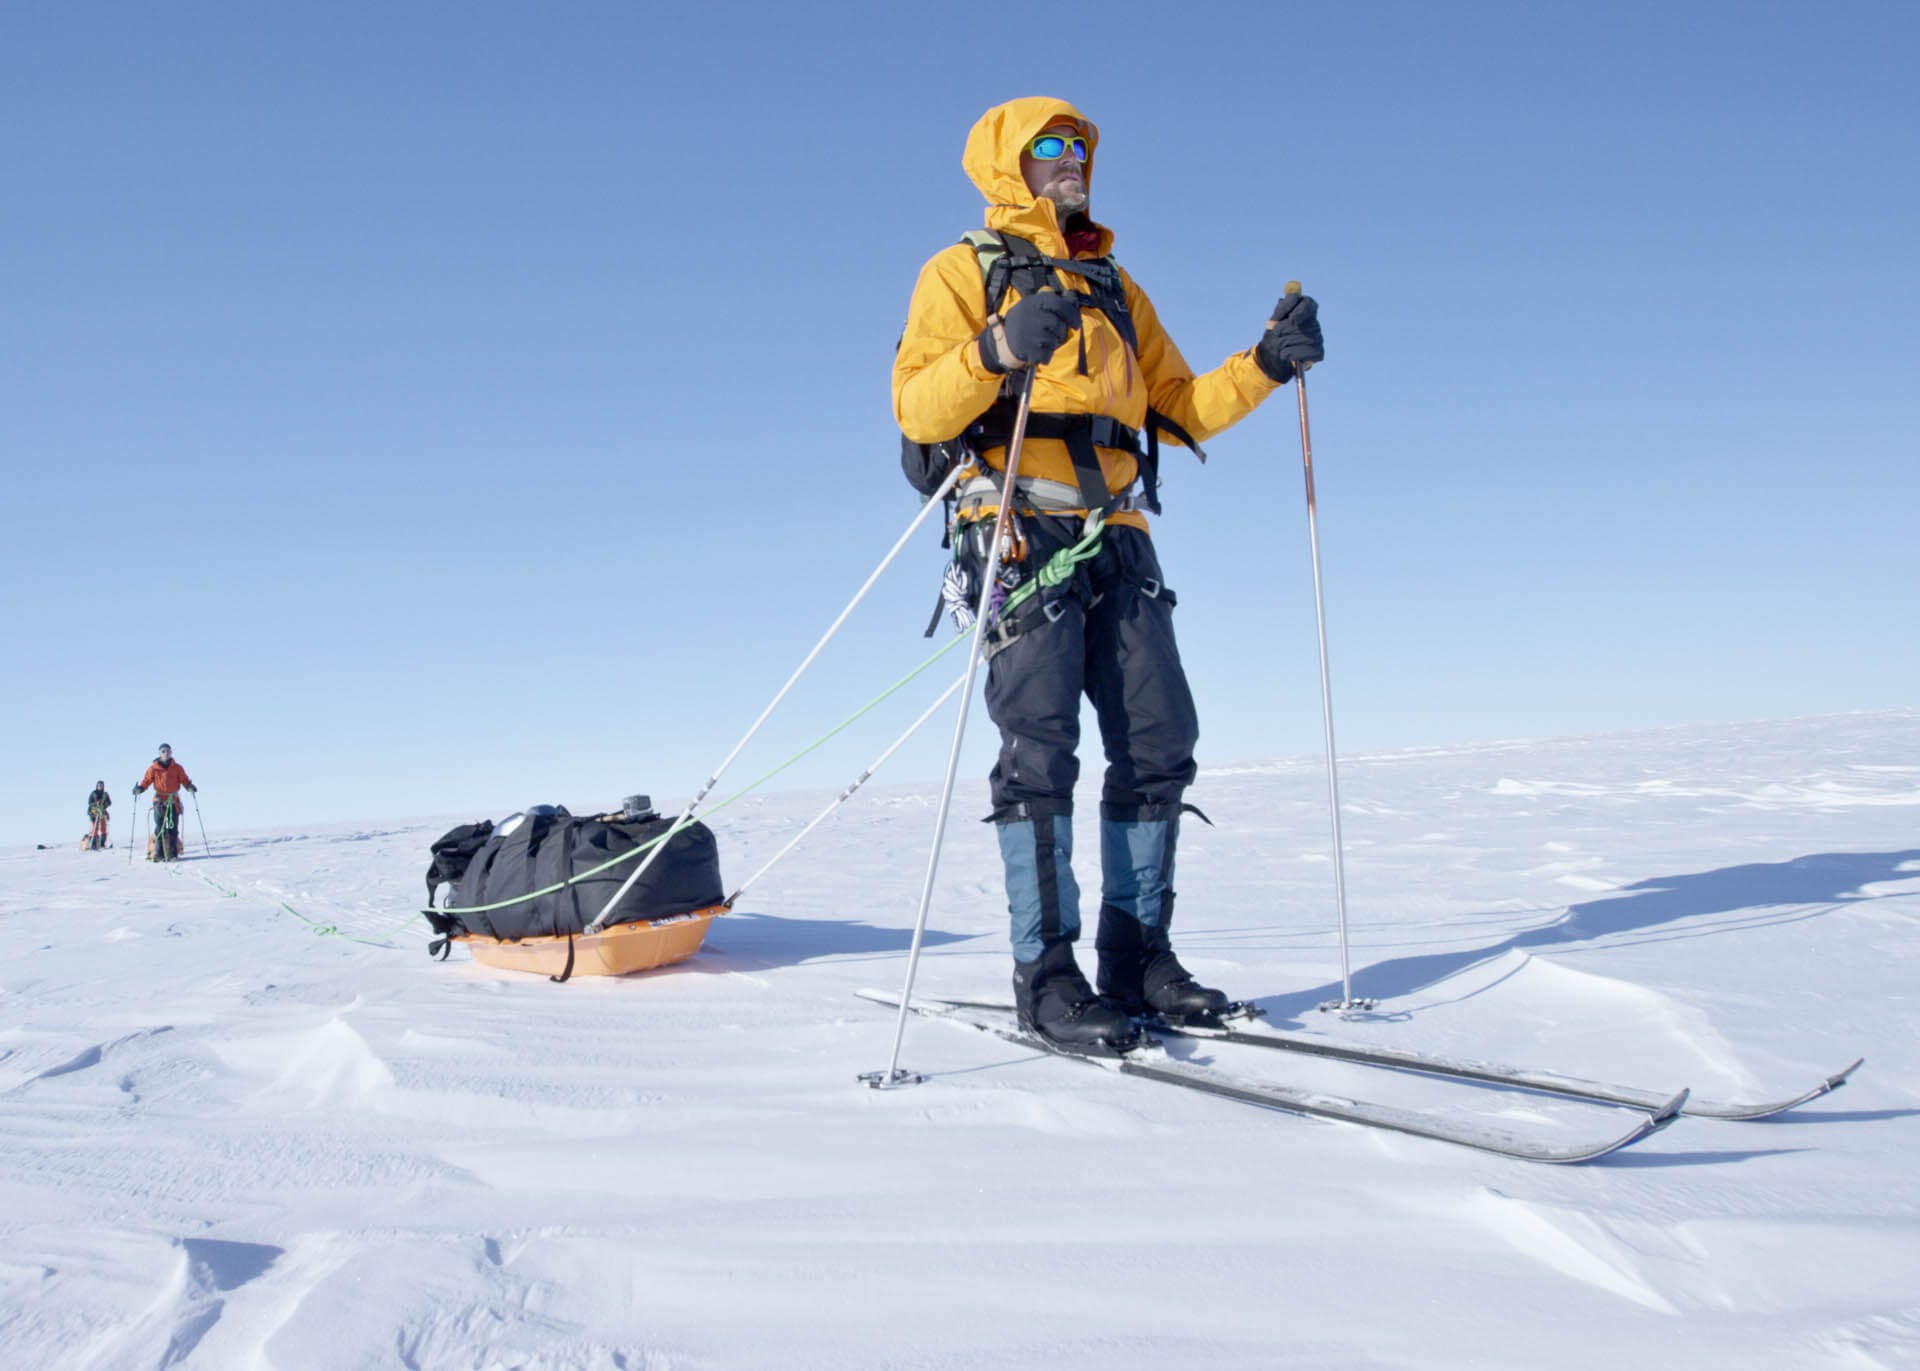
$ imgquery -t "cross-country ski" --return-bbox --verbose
[929,995,1864,1121]
[858,990,1686,1164]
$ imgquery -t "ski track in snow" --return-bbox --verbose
[2,709,1919,1369]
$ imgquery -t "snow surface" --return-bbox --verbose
[4,710,1919,1370]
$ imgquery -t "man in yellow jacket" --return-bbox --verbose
[893,97,1324,1053]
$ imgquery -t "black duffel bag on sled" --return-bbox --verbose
[422,797,725,982]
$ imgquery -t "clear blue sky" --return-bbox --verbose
[4,1,1915,846]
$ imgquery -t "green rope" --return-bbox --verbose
[165,861,393,948]
[1002,510,1106,614]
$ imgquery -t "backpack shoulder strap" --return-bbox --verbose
[948,231,1198,515]
[961,229,1018,318]
[1090,258,1207,513]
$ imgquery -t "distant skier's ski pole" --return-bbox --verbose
[1285,280,1372,1016]
[191,791,210,856]
[127,797,140,867]
[866,361,1042,1090]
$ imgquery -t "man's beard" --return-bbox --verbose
[1048,184,1088,216]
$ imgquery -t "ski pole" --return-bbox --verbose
[127,796,140,867]
[583,461,968,935]
[866,361,1042,1090]
[1283,281,1373,1016]
[191,791,210,856]
[724,671,968,908]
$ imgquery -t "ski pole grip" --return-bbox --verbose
[1283,281,1310,372]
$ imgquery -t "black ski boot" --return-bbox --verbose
[1013,940,1140,1056]
[1095,903,1231,1023]
[1096,803,1231,1022]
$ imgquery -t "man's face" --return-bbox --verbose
[1020,121,1089,218]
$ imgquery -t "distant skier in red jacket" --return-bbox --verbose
[133,744,196,862]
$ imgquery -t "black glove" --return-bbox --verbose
[1255,293,1324,383]
[188,785,198,793]
[981,290,1081,373]
[132,786,143,797]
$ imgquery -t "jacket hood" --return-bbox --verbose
[962,97,1114,257]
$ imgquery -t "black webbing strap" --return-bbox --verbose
[1058,419,1116,515]
[549,934,576,984]
[980,232,1136,356]
[976,402,1137,515]
[1138,409,1206,516]
[972,232,1212,516]
[987,405,1140,455]
[1033,811,1064,942]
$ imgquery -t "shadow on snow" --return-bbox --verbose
[690,908,976,974]
[1260,848,1920,1024]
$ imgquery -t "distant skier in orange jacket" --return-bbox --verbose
[133,744,196,862]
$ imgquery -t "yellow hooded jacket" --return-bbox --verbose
[893,97,1280,533]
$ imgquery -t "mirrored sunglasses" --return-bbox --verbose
[1027,133,1088,163]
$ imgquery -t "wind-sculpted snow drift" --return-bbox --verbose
[2,710,1917,1369]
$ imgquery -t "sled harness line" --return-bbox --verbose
[422,525,1108,924]
[167,862,398,949]
[422,630,972,919]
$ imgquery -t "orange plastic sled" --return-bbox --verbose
[456,906,724,978]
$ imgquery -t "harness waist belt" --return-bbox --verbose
[956,473,1140,518]
[972,403,1137,514]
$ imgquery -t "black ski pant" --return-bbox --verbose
[978,517,1199,825]
[151,794,181,859]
